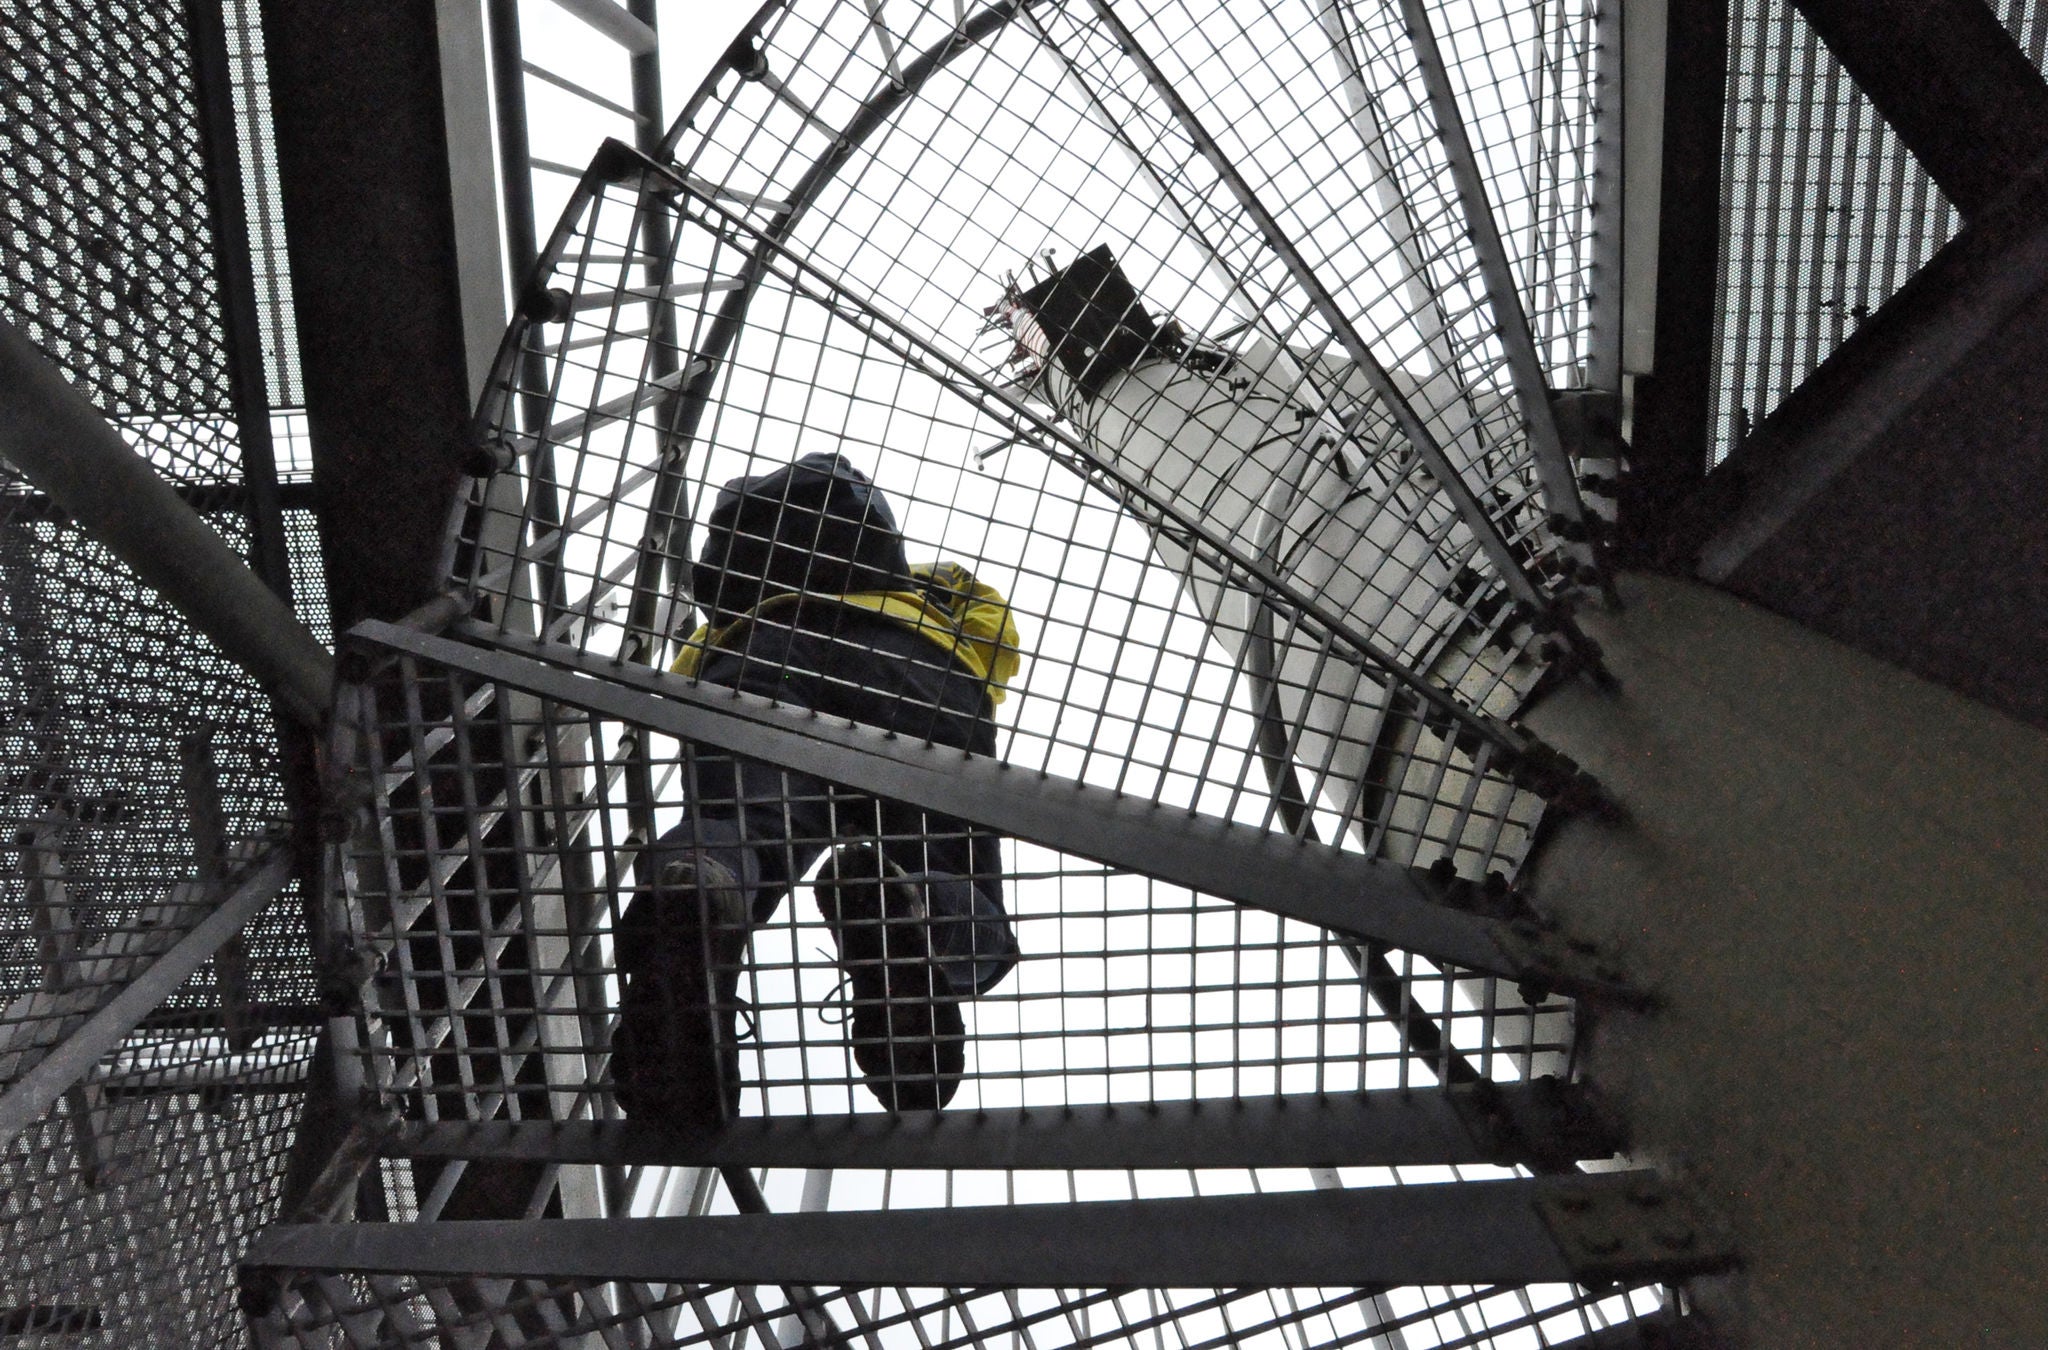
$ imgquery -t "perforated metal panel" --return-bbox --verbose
[1,1,322,1344]
[1709,0,2048,464]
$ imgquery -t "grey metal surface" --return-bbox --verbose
[385,1081,1620,1170]
[249,1172,1731,1289]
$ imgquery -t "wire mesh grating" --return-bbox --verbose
[1708,0,2048,466]
[322,5,1632,1323]
[334,637,1573,1128]
[247,1270,1679,1350]
[458,150,1559,879]
[1,893,315,1349]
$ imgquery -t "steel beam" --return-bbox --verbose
[1590,0,1634,397]
[1545,1312,1708,1349]
[1790,0,2048,221]
[354,618,1645,1005]
[0,321,334,727]
[1620,0,1725,563]
[384,1082,1619,1171]
[261,0,471,629]
[546,0,656,55]
[186,0,293,606]
[1395,0,1603,579]
[1693,160,2048,583]
[1676,157,2048,729]
[0,846,294,1149]
[244,1171,1732,1289]
[0,477,319,523]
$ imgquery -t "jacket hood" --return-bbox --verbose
[691,452,912,624]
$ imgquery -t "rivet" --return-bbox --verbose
[1577,1227,1622,1256]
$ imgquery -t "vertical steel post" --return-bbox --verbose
[185,0,294,606]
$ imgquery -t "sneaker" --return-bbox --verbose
[612,854,748,1128]
[815,846,965,1111]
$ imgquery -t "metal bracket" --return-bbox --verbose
[1450,1076,1625,1172]
[1493,920,1658,1012]
[1532,1173,1738,1286]
[315,947,382,1017]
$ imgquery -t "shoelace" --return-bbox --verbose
[726,992,760,1043]
[815,945,855,1027]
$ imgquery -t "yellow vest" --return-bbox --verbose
[670,560,1023,703]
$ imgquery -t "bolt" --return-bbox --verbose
[1577,1226,1622,1257]
[1655,1225,1697,1252]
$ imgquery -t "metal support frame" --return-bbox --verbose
[1082,0,1585,645]
[1313,0,1519,531]
[1693,160,2048,583]
[547,0,657,55]
[382,1081,1620,1170]
[0,477,320,523]
[186,0,294,607]
[1789,0,2048,221]
[0,845,295,1149]
[353,617,1645,1004]
[0,320,333,727]
[1619,0,1725,561]
[1393,0,1605,580]
[244,1170,1733,1289]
